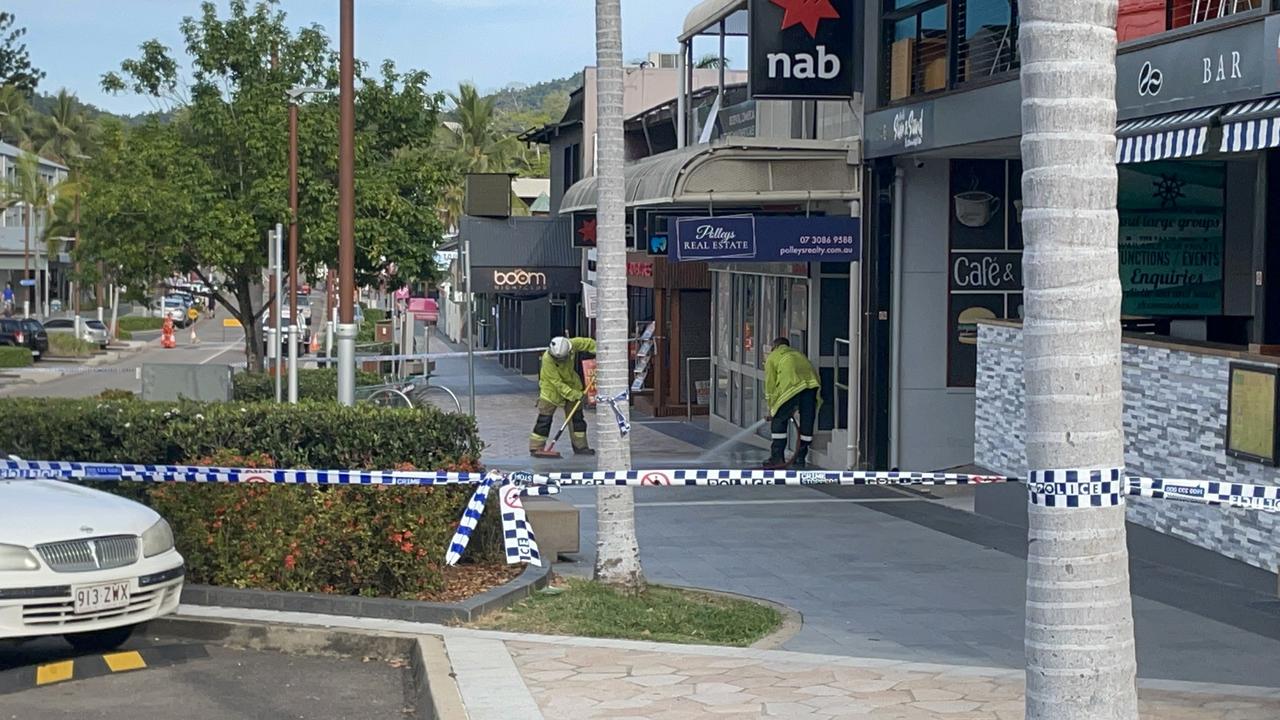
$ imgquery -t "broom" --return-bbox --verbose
[531,398,583,459]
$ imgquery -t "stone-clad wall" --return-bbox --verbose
[975,322,1280,574]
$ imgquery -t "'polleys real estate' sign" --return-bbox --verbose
[671,216,861,263]
[749,0,860,99]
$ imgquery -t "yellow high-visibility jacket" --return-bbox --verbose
[764,345,820,416]
[538,337,597,405]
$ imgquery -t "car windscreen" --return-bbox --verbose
[87,320,106,330]
[43,319,71,328]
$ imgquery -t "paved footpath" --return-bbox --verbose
[180,605,1280,720]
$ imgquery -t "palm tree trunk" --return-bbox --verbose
[23,205,31,317]
[1019,1,1138,718]
[591,0,645,592]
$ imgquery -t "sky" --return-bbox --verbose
[8,0,742,115]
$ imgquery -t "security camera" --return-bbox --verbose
[913,158,925,169]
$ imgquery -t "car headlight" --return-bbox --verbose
[0,544,40,571]
[141,519,175,557]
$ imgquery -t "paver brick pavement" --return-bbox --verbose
[508,641,1280,719]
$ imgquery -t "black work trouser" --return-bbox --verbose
[770,388,818,462]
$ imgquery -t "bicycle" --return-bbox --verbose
[356,374,462,413]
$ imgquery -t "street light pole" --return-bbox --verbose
[274,223,284,403]
[287,102,300,405]
[286,86,334,403]
[336,0,357,406]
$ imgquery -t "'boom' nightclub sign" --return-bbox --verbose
[749,0,860,99]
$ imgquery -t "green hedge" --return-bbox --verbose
[0,346,33,368]
[117,316,164,332]
[0,398,500,598]
[232,368,383,402]
[47,333,95,358]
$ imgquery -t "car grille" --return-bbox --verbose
[37,536,139,573]
[20,582,181,629]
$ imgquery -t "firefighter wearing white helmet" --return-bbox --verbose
[529,335,597,457]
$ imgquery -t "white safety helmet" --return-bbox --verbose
[548,336,572,360]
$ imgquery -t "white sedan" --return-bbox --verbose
[0,479,185,651]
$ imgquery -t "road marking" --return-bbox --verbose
[199,343,241,365]
[570,497,919,509]
[102,651,146,672]
[35,661,73,686]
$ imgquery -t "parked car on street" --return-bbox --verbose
[0,318,48,359]
[42,318,110,350]
[0,478,185,650]
[150,296,191,327]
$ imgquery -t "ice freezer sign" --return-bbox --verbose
[671,216,860,263]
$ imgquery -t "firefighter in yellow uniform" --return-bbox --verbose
[529,336,596,457]
[763,337,821,469]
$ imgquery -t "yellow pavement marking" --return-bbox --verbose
[35,661,74,685]
[103,651,147,672]
[222,318,242,328]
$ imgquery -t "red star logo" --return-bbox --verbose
[577,217,598,245]
[770,0,840,39]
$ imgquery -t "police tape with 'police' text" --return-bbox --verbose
[3,459,1276,567]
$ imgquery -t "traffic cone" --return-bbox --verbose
[309,333,319,354]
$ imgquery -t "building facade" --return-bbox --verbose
[0,142,70,316]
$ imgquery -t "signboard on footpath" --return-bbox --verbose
[670,216,860,263]
[748,0,860,99]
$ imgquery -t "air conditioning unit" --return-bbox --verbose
[647,52,680,69]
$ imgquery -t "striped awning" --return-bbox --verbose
[1219,97,1280,153]
[1115,107,1220,164]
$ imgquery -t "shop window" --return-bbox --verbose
[882,0,1024,104]
[731,372,742,425]
[788,280,809,351]
[761,278,778,366]
[740,376,757,429]
[742,275,758,366]
[1118,0,1263,43]
[1118,160,1224,320]
[756,378,769,440]
[714,365,731,420]
[955,0,1018,85]
[885,1,949,102]
[715,273,732,361]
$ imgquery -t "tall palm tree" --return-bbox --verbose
[1018,1,1138,717]
[592,0,645,592]
[438,84,531,231]
[4,152,52,316]
[0,84,30,146]
[32,89,98,164]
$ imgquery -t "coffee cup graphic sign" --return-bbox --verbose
[954,192,1001,228]
[749,0,860,99]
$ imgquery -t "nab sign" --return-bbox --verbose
[749,0,860,100]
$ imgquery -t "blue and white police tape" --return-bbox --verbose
[1027,468,1125,509]
[596,390,631,438]
[7,458,1279,568]
[1129,476,1280,512]
[443,474,551,567]
[0,458,484,486]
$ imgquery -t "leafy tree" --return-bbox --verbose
[1,152,54,314]
[0,13,44,94]
[80,0,450,372]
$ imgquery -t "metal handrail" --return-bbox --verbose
[685,356,712,421]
